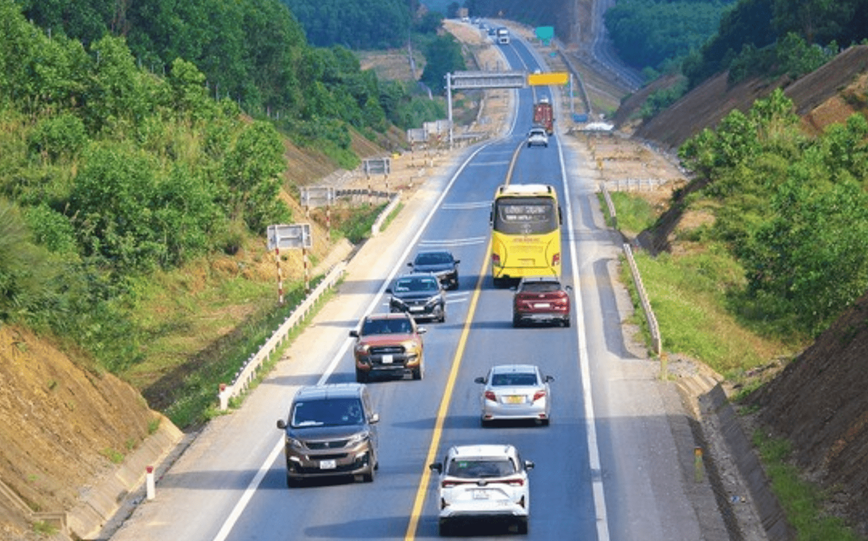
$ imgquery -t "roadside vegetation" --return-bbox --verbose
[611,88,868,541]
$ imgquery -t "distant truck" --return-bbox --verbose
[496,27,510,44]
[533,98,553,134]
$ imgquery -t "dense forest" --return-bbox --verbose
[282,0,415,49]
[0,0,460,423]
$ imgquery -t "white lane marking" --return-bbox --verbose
[559,129,611,540]
[417,237,487,247]
[211,142,498,541]
[440,201,490,210]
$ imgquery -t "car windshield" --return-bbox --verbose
[529,130,545,137]
[394,277,439,293]
[521,281,560,293]
[415,253,451,266]
[491,372,539,386]
[362,318,412,335]
[447,458,516,478]
[291,398,364,428]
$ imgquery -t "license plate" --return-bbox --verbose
[534,303,551,309]
[382,354,393,364]
[472,490,489,500]
[410,306,424,312]
[320,459,336,470]
[506,395,524,404]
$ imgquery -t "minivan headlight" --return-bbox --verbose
[286,436,304,449]
[346,432,368,446]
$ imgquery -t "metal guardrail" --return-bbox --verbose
[216,190,403,410]
[600,183,662,356]
[217,261,347,410]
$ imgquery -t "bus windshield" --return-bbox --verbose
[492,197,558,235]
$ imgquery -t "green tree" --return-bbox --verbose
[220,121,291,233]
[420,34,466,94]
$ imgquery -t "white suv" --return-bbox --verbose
[429,444,534,535]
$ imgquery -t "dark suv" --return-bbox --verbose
[387,273,446,322]
[276,383,379,486]
[408,250,460,290]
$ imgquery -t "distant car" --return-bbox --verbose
[512,276,571,327]
[429,444,534,535]
[474,364,553,426]
[388,273,446,322]
[408,250,460,290]
[526,127,549,147]
[275,383,379,486]
[349,313,426,381]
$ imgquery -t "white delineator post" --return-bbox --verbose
[146,466,155,500]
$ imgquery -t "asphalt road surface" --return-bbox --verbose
[109,34,728,541]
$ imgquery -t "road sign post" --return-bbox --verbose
[267,224,313,302]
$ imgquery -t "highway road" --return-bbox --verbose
[109,34,727,541]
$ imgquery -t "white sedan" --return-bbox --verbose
[526,127,549,147]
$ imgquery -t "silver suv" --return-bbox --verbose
[276,383,379,487]
[429,444,534,535]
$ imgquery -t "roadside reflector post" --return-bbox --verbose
[694,447,704,483]
[146,466,156,500]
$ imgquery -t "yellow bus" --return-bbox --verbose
[489,184,562,286]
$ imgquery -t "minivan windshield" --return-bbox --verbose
[291,398,364,427]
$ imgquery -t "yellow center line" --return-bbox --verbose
[403,238,493,540]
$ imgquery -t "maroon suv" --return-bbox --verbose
[512,276,572,327]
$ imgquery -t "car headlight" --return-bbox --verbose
[286,436,304,449]
[346,433,369,446]
[391,297,408,308]
[425,295,441,307]
[355,344,370,354]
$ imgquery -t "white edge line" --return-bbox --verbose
[211,142,496,541]
[559,132,611,540]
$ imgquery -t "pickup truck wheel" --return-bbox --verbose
[412,363,424,380]
[355,369,368,383]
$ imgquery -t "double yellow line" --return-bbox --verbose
[402,240,492,539]
[403,139,523,538]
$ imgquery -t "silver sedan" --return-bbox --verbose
[474,364,553,426]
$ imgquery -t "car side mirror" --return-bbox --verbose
[370,413,380,424]
[429,463,443,474]
[276,419,287,430]
[455,260,461,265]
[386,287,393,294]
[349,330,359,338]
[525,460,535,471]
[544,375,554,383]
[474,376,486,384]
[565,285,573,292]
[407,262,414,268]
[417,327,427,334]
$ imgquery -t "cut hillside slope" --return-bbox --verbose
[747,292,868,537]
[633,44,868,149]
[0,325,159,540]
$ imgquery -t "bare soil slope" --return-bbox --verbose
[748,293,868,537]
[633,45,868,149]
[0,326,158,540]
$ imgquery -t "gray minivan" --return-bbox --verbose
[276,383,379,487]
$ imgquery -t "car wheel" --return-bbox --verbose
[439,519,452,536]
[513,314,522,328]
[481,418,492,428]
[527,143,531,148]
[356,369,368,383]
[412,363,423,380]
[516,518,529,534]
[438,305,446,323]
[493,277,506,288]
[563,317,571,328]
[362,463,375,483]
[541,418,550,427]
